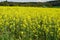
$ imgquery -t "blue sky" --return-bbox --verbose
[0,0,55,2]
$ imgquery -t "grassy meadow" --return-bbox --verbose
[0,6,60,40]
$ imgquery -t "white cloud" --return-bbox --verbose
[0,0,55,2]
[38,0,55,2]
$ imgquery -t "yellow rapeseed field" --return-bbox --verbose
[0,6,60,40]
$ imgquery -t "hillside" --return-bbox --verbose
[0,1,60,7]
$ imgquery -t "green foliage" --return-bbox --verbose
[0,1,60,7]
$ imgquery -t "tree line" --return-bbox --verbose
[0,1,60,7]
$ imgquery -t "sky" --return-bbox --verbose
[0,0,55,2]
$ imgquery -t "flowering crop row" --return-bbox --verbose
[0,7,60,40]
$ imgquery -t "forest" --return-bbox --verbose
[0,0,60,7]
